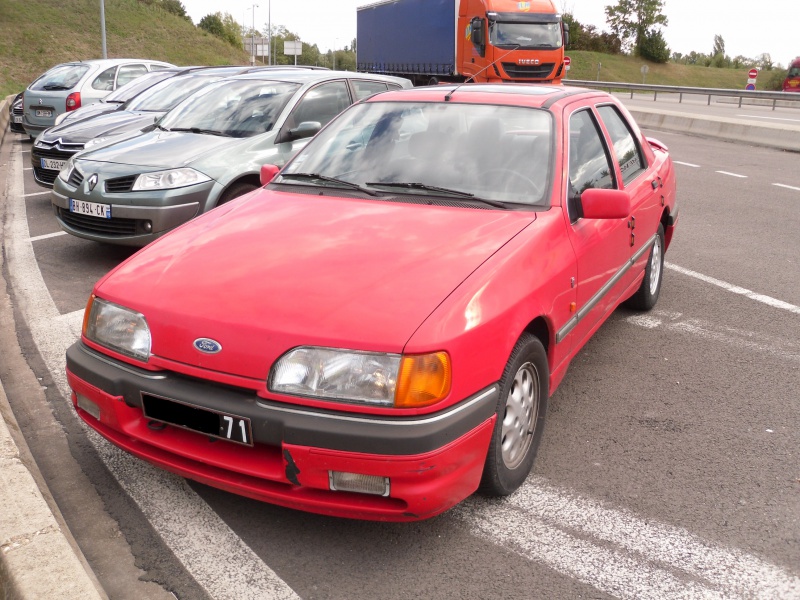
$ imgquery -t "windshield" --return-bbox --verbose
[788,66,800,77]
[126,74,226,112]
[282,101,553,206]
[104,70,175,103]
[30,63,90,91]
[490,21,563,49]
[158,79,300,137]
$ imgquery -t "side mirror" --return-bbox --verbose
[580,188,631,219]
[563,22,570,47]
[260,164,280,186]
[470,17,485,47]
[277,120,322,144]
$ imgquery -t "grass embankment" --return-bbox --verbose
[564,51,771,89]
[0,0,250,97]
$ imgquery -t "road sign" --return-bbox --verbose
[284,40,302,56]
[748,68,759,79]
[746,83,756,91]
[564,56,571,66]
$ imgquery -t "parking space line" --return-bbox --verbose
[6,145,300,600]
[29,231,67,242]
[715,171,747,178]
[666,262,800,315]
[674,161,700,167]
[773,183,800,192]
[24,191,50,197]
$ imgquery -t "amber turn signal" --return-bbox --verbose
[395,352,451,408]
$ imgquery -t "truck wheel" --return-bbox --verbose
[479,333,548,496]
[625,223,665,311]
[427,77,439,86]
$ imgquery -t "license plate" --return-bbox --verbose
[141,393,253,446]
[13,116,22,123]
[69,198,111,219]
[41,157,66,170]
[35,109,52,118]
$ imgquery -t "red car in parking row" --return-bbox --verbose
[66,83,678,521]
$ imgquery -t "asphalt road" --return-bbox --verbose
[1,120,798,599]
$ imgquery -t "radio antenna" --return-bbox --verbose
[444,44,521,102]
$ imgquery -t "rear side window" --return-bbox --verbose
[92,66,118,91]
[30,64,90,91]
[597,105,646,185]
[352,80,388,100]
[116,64,149,88]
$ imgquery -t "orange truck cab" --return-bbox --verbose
[783,57,800,92]
[357,0,569,85]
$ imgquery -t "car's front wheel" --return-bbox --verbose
[479,333,548,496]
[625,223,665,311]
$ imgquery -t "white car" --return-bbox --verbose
[22,58,174,139]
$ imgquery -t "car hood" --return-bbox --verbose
[42,110,163,145]
[96,190,535,381]
[79,130,253,171]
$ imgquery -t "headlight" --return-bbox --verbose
[132,168,211,191]
[83,295,151,362]
[58,156,77,183]
[269,347,451,408]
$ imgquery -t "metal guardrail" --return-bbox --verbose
[563,79,800,111]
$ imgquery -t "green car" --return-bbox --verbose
[51,69,411,246]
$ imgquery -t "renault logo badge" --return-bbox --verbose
[87,174,99,192]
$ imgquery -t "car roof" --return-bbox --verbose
[225,69,410,86]
[361,83,600,109]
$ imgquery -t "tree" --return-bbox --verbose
[712,34,725,58]
[638,29,669,63]
[604,0,667,55]
[198,12,242,49]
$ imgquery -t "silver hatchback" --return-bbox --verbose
[22,58,174,138]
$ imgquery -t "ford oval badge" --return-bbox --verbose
[194,338,222,354]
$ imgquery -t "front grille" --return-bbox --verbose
[68,170,84,188]
[57,207,138,236]
[32,147,79,161]
[501,62,556,79]
[33,167,58,185]
[105,175,138,193]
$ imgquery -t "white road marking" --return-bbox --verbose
[738,114,800,124]
[627,311,800,362]
[29,231,67,242]
[23,191,50,197]
[716,171,747,178]
[5,147,300,600]
[458,479,799,599]
[23,167,32,171]
[773,183,800,192]
[666,262,800,315]
[674,161,700,167]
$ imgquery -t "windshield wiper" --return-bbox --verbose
[167,127,232,137]
[365,182,508,208]
[279,173,380,196]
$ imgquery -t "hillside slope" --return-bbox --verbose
[0,0,250,96]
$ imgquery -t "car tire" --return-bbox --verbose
[625,223,665,311]
[218,182,258,206]
[479,333,548,497]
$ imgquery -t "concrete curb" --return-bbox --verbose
[1,94,105,599]
[625,104,800,153]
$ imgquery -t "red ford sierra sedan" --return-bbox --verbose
[66,83,678,521]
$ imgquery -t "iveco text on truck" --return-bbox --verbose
[357,0,569,85]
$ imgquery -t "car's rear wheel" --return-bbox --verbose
[479,333,548,496]
[218,182,258,206]
[625,223,665,311]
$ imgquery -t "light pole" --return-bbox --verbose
[100,0,107,59]
[267,0,271,66]
[247,4,258,66]
[333,38,337,70]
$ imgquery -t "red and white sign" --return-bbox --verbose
[748,68,759,79]
[564,56,571,66]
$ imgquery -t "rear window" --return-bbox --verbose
[29,64,90,92]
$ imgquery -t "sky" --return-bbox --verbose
[183,0,797,68]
